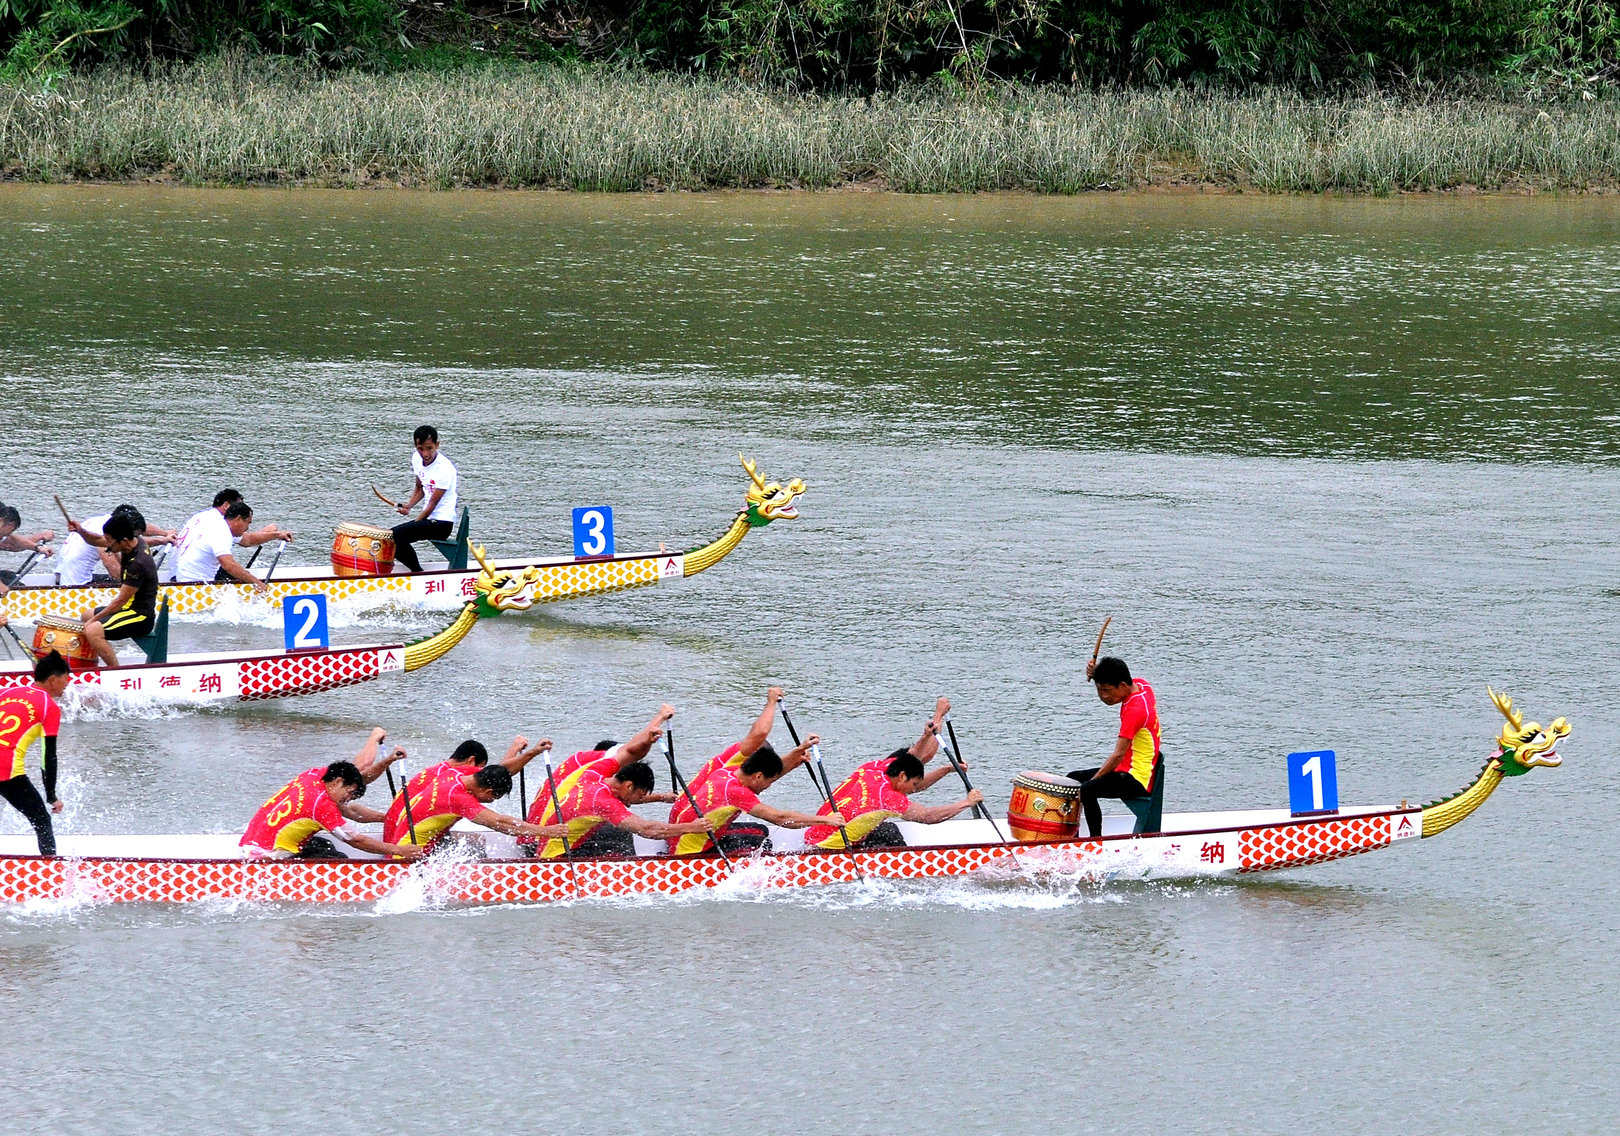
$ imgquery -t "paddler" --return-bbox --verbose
[380,762,567,856]
[0,503,53,555]
[390,425,459,574]
[803,752,983,850]
[240,761,425,860]
[857,696,959,786]
[380,734,550,823]
[0,650,72,856]
[58,504,175,587]
[162,489,293,589]
[1067,655,1162,838]
[526,703,685,834]
[77,512,159,668]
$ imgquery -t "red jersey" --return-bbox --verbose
[1117,680,1162,790]
[668,755,758,855]
[241,767,350,856]
[0,685,60,781]
[538,769,633,859]
[804,764,912,850]
[383,764,487,848]
[527,749,619,826]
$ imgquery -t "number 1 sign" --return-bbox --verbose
[1287,749,1339,816]
[283,594,330,652]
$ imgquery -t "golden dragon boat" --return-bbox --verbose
[0,691,1566,905]
[0,456,804,625]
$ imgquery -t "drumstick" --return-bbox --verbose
[1088,615,1112,680]
[372,485,401,510]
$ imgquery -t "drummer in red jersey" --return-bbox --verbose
[526,704,682,831]
[241,762,424,860]
[1068,655,1163,838]
[804,752,983,851]
[0,651,72,856]
[381,762,565,856]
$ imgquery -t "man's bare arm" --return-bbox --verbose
[738,686,782,756]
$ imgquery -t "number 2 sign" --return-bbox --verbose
[283,593,330,652]
[1287,749,1339,816]
[572,506,615,558]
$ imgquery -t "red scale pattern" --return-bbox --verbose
[1237,815,1390,873]
[238,649,381,701]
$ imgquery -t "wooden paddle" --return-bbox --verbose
[1088,615,1113,678]
[540,745,582,899]
[659,729,733,868]
[396,763,420,846]
[940,715,1020,866]
[1,621,33,661]
[778,699,864,881]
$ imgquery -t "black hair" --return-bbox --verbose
[34,650,70,682]
[449,739,489,767]
[0,504,19,528]
[322,761,366,795]
[885,746,912,764]
[885,753,926,781]
[212,489,244,508]
[111,504,146,532]
[593,740,618,752]
[615,761,655,793]
[473,765,513,798]
[101,513,137,543]
[1092,656,1132,687]
[741,749,784,780]
[414,425,439,445]
[223,501,254,522]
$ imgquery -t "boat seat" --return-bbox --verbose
[429,507,470,571]
[1126,763,1164,835]
[132,598,170,665]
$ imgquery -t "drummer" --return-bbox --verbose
[803,753,982,850]
[77,512,159,668]
[391,425,459,574]
[165,491,292,590]
[1068,656,1162,839]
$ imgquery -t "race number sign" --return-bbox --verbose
[1287,749,1339,816]
[283,594,330,652]
[572,506,615,558]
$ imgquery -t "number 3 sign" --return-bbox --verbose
[572,506,615,558]
[283,594,330,652]
[1287,749,1339,816]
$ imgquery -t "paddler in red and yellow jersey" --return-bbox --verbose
[526,704,682,830]
[0,650,72,856]
[536,755,713,858]
[382,762,565,855]
[1068,655,1162,839]
[241,762,424,860]
[803,752,983,850]
[668,730,844,856]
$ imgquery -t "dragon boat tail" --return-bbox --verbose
[0,692,1565,905]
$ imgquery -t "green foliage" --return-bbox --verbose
[1507,0,1620,93]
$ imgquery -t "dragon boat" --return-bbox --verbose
[0,456,804,625]
[0,692,1566,905]
[0,550,540,707]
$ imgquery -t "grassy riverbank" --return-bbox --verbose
[6,57,1620,193]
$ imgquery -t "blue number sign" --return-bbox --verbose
[1287,749,1339,816]
[572,506,615,558]
[283,593,330,652]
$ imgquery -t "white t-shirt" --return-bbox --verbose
[166,507,236,583]
[58,513,112,586]
[413,452,459,523]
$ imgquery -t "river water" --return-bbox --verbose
[2,186,1617,1134]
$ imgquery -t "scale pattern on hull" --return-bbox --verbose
[1237,814,1390,872]
[238,650,384,701]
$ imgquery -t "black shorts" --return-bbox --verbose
[100,609,155,641]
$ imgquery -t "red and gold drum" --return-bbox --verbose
[330,522,396,577]
[32,615,97,671]
[1007,771,1082,842]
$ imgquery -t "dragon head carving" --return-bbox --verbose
[740,454,806,528]
[469,546,544,618]
[1487,688,1570,777]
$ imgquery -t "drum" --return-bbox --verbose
[32,615,97,671]
[330,522,396,577]
[1007,771,1083,842]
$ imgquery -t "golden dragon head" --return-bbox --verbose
[1487,688,1570,777]
[469,546,544,617]
[740,454,806,528]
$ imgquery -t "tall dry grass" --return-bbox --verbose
[5,55,1620,192]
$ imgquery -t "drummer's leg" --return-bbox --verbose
[390,520,452,573]
[1078,771,1147,839]
[79,617,120,668]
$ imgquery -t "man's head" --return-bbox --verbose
[737,745,784,792]
[466,764,513,803]
[101,512,139,554]
[884,752,928,794]
[321,761,367,804]
[449,739,489,768]
[212,488,244,510]
[111,504,146,533]
[0,504,19,539]
[223,501,254,538]
[593,740,618,753]
[33,650,72,698]
[609,761,656,804]
[414,425,439,463]
[1092,656,1134,705]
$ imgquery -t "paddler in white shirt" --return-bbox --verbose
[162,489,293,591]
[56,504,175,587]
[391,425,459,574]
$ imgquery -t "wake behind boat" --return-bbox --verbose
[0,691,1567,905]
